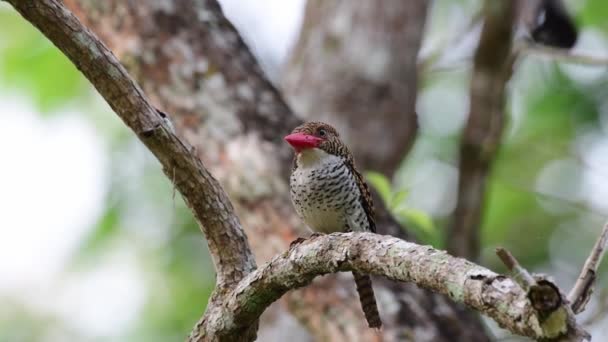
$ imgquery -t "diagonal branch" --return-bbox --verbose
[2,0,256,303]
[447,0,516,260]
[199,232,589,341]
[568,222,608,314]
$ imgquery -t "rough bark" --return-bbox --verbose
[53,0,485,340]
[200,233,588,341]
[282,1,426,176]
[447,0,516,261]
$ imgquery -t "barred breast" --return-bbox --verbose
[290,149,370,234]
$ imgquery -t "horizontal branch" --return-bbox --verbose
[3,0,256,300]
[521,41,608,66]
[198,233,587,341]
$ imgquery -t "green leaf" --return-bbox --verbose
[0,10,85,113]
[72,206,120,263]
[365,171,392,204]
[398,208,435,235]
[395,207,441,246]
[389,189,410,210]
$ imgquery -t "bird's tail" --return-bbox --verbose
[352,272,382,328]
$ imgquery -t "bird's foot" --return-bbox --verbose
[289,233,325,248]
[289,237,307,248]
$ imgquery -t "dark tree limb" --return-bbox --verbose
[447,0,516,261]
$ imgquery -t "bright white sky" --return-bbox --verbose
[0,92,147,339]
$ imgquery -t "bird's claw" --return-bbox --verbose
[289,237,307,248]
[289,233,325,248]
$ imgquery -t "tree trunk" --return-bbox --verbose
[282,0,425,176]
[63,1,489,340]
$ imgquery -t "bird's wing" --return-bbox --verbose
[347,159,376,233]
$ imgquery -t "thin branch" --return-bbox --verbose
[568,223,608,314]
[418,8,484,74]
[496,247,536,290]
[447,0,516,260]
[520,41,608,66]
[581,288,608,326]
[198,232,588,341]
[3,0,256,301]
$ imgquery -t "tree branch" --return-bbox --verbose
[568,222,608,314]
[496,247,536,290]
[2,0,256,304]
[447,0,516,260]
[520,41,608,66]
[198,232,589,341]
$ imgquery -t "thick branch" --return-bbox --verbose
[199,233,587,341]
[447,0,516,260]
[3,0,256,301]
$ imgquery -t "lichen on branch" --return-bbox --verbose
[197,232,587,341]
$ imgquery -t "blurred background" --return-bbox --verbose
[1,0,608,341]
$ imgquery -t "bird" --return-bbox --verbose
[528,0,578,49]
[284,121,382,329]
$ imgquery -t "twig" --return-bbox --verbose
[581,288,608,326]
[418,8,484,73]
[568,223,608,314]
[496,247,536,290]
[519,41,608,67]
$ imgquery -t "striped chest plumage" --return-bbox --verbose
[285,121,382,328]
[289,149,370,234]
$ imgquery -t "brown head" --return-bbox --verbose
[284,121,349,157]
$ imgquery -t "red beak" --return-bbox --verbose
[284,133,323,152]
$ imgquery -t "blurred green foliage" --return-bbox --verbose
[367,171,441,246]
[0,10,84,112]
[0,4,213,341]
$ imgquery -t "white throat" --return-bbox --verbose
[297,148,338,168]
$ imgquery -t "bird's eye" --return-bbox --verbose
[318,129,327,137]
